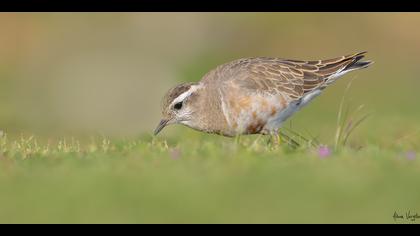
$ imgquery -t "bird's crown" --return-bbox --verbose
[161,82,198,112]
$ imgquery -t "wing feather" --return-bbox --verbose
[216,52,369,101]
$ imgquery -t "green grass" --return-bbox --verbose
[1,13,420,224]
[0,80,418,224]
[0,130,419,223]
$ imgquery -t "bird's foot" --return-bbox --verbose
[267,131,281,147]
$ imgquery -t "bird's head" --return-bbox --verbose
[154,82,202,135]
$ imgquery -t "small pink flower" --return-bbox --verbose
[169,148,182,160]
[405,151,416,160]
[318,146,331,158]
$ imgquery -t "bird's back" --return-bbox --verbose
[202,51,371,99]
[199,52,372,135]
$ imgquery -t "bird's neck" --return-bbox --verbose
[187,85,230,136]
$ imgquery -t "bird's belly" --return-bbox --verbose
[224,94,290,135]
[263,101,299,132]
[261,89,323,133]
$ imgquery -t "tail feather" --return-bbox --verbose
[343,52,374,72]
[323,51,373,86]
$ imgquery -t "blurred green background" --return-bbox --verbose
[0,13,419,144]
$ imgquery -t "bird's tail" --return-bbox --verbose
[343,51,374,72]
[323,51,373,86]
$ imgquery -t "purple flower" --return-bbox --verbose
[318,146,331,158]
[169,148,182,160]
[405,151,416,160]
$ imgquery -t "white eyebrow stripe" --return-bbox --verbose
[170,84,202,107]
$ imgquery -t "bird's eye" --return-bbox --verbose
[174,101,183,110]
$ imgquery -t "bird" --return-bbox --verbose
[154,51,373,141]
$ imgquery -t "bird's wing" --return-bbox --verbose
[224,52,369,101]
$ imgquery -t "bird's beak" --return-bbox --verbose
[154,119,169,135]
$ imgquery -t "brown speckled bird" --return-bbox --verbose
[154,52,373,139]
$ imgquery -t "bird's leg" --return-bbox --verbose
[269,129,281,146]
[266,134,272,145]
[234,135,241,145]
[275,129,281,146]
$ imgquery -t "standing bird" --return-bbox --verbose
[154,52,373,141]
